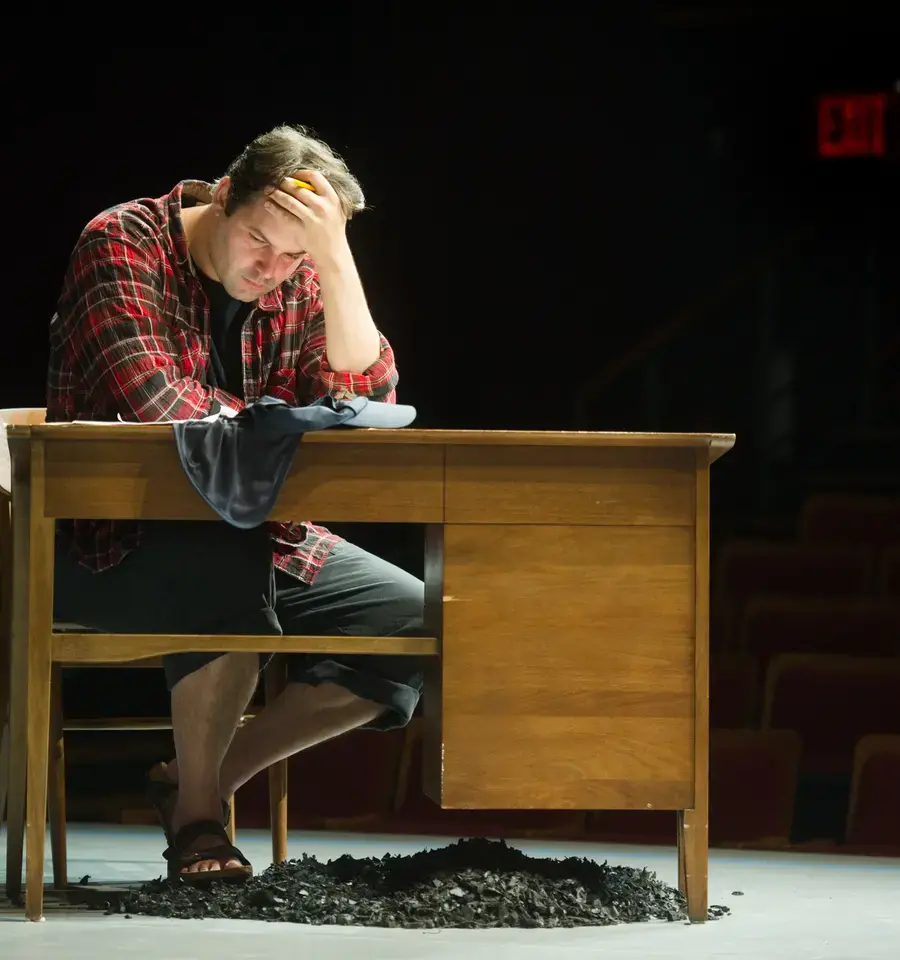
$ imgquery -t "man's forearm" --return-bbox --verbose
[316,242,382,375]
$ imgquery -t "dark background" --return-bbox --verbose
[2,5,898,841]
[3,7,897,505]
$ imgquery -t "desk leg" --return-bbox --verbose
[265,655,288,866]
[12,441,55,921]
[681,452,711,923]
[677,807,708,921]
[0,492,11,832]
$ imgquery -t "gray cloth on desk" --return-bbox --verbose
[173,395,416,529]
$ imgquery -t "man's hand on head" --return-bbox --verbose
[264,170,350,265]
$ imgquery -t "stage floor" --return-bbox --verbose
[2,824,898,959]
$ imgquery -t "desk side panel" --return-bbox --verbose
[43,440,443,523]
[433,523,696,810]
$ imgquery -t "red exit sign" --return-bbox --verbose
[818,93,887,157]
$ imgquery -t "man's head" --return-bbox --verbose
[203,125,366,301]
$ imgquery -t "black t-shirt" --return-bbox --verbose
[195,269,252,400]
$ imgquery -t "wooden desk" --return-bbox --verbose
[4,422,734,922]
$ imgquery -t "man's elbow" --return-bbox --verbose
[324,348,381,377]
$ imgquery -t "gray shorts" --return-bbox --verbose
[53,522,425,731]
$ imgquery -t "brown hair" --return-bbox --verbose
[220,124,366,219]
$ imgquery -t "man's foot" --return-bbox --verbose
[164,820,252,884]
[169,817,244,875]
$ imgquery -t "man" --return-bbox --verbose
[48,125,424,883]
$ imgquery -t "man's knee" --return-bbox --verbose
[164,651,265,693]
[384,577,425,636]
[362,564,425,638]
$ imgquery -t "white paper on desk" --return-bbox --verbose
[71,408,236,426]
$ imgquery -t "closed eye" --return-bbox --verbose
[249,232,303,259]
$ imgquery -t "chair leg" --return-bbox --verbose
[225,793,236,846]
[4,614,26,902]
[0,494,11,834]
[47,663,67,889]
[264,656,288,865]
[23,641,51,921]
[0,719,9,831]
[3,732,25,903]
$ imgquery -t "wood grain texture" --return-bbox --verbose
[434,524,695,810]
[7,439,57,920]
[2,418,736,925]
[265,656,289,866]
[48,662,67,888]
[51,632,439,663]
[42,440,443,522]
[3,472,27,902]
[6,418,736,455]
[445,446,696,525]
[679,450,711,922]
[421,524,445,804]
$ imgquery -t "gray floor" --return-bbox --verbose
[1,824,898,959]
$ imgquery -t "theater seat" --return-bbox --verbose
[762,655,900,776]
[879,545,900,598]
[709,729,801,847]
[583,809,676,845]
[714,541,874,648]
[799,495,900,553]
[740,598,900,681]
[710,655,758,728]
[845,734,900,850]
[236,727,407,831]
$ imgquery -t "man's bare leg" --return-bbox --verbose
[219,683,382,796]
[164,682,381,810]
[168,652,260,874]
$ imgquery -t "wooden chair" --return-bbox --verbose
[0,408,289,896]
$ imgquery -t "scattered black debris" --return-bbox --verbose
[708,904,731,919]
[732,890,745,896]
[88,838,731,928]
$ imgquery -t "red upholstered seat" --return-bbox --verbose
[845,734,900,849]
[762,655,900,776]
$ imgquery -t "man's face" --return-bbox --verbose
[207,181,307,301]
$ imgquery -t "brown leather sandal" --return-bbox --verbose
[163,820,253,885]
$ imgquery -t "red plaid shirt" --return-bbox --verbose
[47,180,399,584]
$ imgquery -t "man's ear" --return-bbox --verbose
[212,176,231,211]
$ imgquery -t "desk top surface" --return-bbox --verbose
[6,422,736,462]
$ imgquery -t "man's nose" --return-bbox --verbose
[257,250,278,278]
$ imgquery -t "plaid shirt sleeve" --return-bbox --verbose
[67,226,244,422]
[297,278,399,404]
